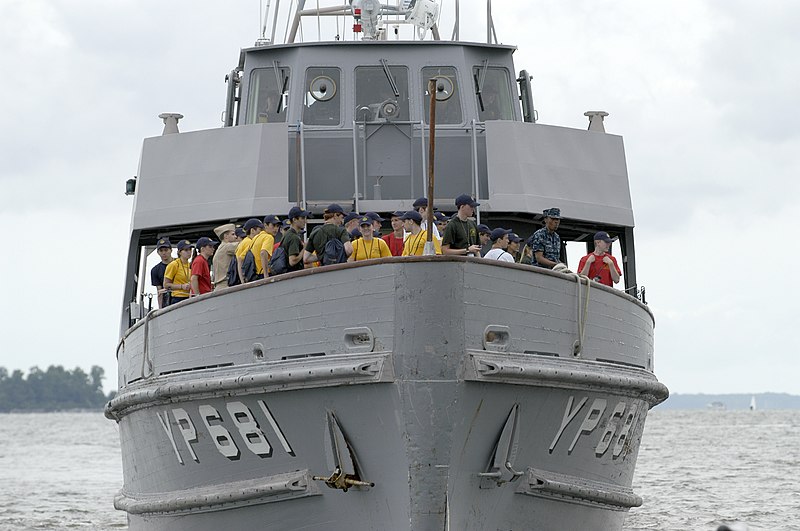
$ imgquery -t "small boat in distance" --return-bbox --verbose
[750,395,757,411]
[106,2,668,529]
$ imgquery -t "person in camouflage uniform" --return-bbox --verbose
[528,207,562,268]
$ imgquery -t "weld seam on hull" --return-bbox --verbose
[106,353,393,420]
[516,467,642,510]
[114,469,319,515]
[466,351,669,405]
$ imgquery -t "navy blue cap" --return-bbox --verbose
[543,207,561,219]
[490,228,512,241]
[391,210,405,218]
[401,210,422,223]
[243,218,264,232]
[288,206,311,220]
[263,214,281,225]
[358,215,373,226]
[196,236,218,248]
[324,203,345,214]
[413,197,428,208]
[594,231,616,243]
[365,212,384,222]
[508,233,522,243]
[235,227,246,238]
[177,239,194,251]
[281,219,291,229]
[478,224,491,234]
[343,211,361,223]
[350,228,362,239]
[455,194,480,208]
[156,237,171,249]
[433,211,448,222]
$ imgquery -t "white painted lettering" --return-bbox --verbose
[613,404,638,459]
[199,404,240,460]
[568,399,606,454]
[156,411,183,465]
[258,400,295,456]
[549,396,588,454]
[595,401,626,457]
[227,401,272,457]
[172,408,199,462]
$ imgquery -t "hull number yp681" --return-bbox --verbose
[156,400,294,464]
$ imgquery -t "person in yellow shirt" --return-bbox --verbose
[164,240,194,304]
[236,218,264,282]
[349,216,392,261]
[258,215,282,273]
[401,211,442,256]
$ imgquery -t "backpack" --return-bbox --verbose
[226,254,240,286]
[241,249,258,282]
[268,246,289,276]
[321,237,348,266]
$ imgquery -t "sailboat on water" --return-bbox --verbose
[750,395,757,411]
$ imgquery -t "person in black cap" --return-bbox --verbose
[477,224,492,256]
[350,215,392,261]
[434,211,449,236]
[164,240,194,305]
[304,203,352,266]
[281,206,311,272]
[507,233,523,262]
[343,211,361,234]
[382,211,406,256]
[257,215,282,275]
[528,207,562,268]
[442,194,481,256]
[578,231,621,286]
[483,228,514,262]
[190,237,217,295]
[365,212,384,237]
[150,238,173,308]
[413,197,440,239]
[236,218,265,283]
[401,210,442,255]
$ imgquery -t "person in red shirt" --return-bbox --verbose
[191,236,218,295]
[382,211,406,256]
[578,231,621,287]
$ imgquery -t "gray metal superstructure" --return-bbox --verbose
[108,3,667,529]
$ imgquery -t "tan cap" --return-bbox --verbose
[213,223,235,239]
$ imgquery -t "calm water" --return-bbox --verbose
[0,410,797,530]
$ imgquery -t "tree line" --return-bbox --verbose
[0,365,116,412]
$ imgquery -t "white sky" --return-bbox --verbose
[0,1,798,395]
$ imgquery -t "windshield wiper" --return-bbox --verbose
[379,58,400,98]
[475,59,488,111]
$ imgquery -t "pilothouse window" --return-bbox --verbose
[355,65,410,121]
[422,66,462,124]
[473,66,514,121]
[303,67,341,125]
[247,67,290,124]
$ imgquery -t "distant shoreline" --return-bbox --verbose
[657,392,800,410]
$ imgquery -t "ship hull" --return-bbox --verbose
[107,257,667,530]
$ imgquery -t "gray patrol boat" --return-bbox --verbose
[106,1,668,529]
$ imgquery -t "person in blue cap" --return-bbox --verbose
[578,231,621,286]
[236,218,265,283]
[350,215,392,261]
[477,224,492,256]
[343,211,361,234]
[365,212,384,237]
[413,197,440,239]
[507,233,523,262]
[433,211,449,236]
[401,210,441,256]
[281,206,311,272]
[150,237,173,308]
[304,203,352,266]
[528,207,562,268]
[441,194,481,256]
[190,236,218,296]
[257,215,282,273]
[382,211,406,256]
[483,228,514,262]
[164,240,194,304]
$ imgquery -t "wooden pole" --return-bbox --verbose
[425,78,436,252]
